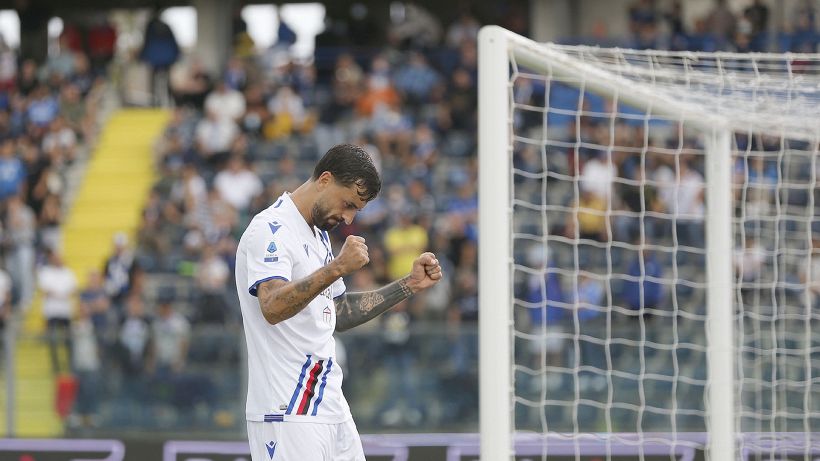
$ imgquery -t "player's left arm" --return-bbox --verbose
[335,252,442,332]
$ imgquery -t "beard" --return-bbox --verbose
[311,200,341,231]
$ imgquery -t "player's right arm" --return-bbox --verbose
[255,235,369,325]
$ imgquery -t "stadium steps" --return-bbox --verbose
[0,331,64,436]
[62,109,169,279]
[0,109,169,437]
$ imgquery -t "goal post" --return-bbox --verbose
[478,25,514,460]
[703,128,734,461]
[478,25,820,460]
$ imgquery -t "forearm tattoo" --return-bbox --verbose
[335,276,415,332]
[258,266,338,325]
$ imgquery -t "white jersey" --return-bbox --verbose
[236,193,349,424]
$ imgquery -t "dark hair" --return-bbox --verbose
[313,144,381,201]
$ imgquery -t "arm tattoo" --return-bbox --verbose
[257,265,340,325]
[335,276,415,332]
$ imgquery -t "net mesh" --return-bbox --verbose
[508,44,820,458]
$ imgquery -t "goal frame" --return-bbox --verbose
[477,25,735,460]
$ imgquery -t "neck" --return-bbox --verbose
[289,180,315,227]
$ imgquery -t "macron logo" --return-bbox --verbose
[266,440,277,459]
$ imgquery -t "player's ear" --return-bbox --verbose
[316,171,334,189]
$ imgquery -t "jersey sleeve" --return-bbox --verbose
[246,220,294,297]
[319,230,346,299]
[331,275,346,299]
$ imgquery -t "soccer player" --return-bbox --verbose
[235,144,443,460]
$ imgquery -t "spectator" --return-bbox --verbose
[407,124,438,171]
[572,271,606,369]
[86,17,117,75]
[789,11,818,53]
[42,116,78,164]
[565,190,608,242]
[70,54,96,97]
[447,67,477,131]
[393,52,442,106]
[629,0,658,30]
[79,269,111,347]
[170,162,207,224]
[37,193,62,251]
[139,10,181,106]
[707,0,737,46]
[16,59,38,97]
[265,85,307,139]
[223,56,247,91]
[27,155,64,218]
[44,33,78,80]
[59,23,84,55]
[655,156,705,247]
[332,53,364,99]
[204,80,246,123]
[737,153,777,222]
[195,245,230,324]
[213,155,262,214]
[152,294,190,374]
[675,157,706,247]
[26,85,60,130]
[4,194,36,310]
[374,301,425,426]
[70,301,102,429]
[441,266,478,422]
[357,56,400,117]
[38,249,78,375]
[526,256,568,366]
[572,272,605,322]
[664,1,687,41]
[117,294,153,413]
[743,0,769,37]
[734,235,766,284]
[103,232,136,309]
[445,10,480,48]
[622,247,666,319]
[198,186,238,243]
[615,164,662,241]
[135,197,174,271]
[239,83,268,137]
[384,211,429,281]
[580,150,616,201]
[170,56,212,110]
[628,0,660,48]
[0,138,26,200]
[195,110,239,165]
[405,178,436,220]
[60,83,94,142]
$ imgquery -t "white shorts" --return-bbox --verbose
[247,419,365,461]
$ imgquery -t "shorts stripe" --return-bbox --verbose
[311,357,333,416]
[286,355,313,415]
[296,360,324,415]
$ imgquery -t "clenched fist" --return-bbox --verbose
[332,235,369,276]
[406,252,443,293]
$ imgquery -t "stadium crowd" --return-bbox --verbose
[0,0,817,433]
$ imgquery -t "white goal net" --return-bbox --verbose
[478,26,820,460]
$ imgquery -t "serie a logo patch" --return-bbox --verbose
[265,241,278,263]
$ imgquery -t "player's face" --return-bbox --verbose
[313,179,367,231]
